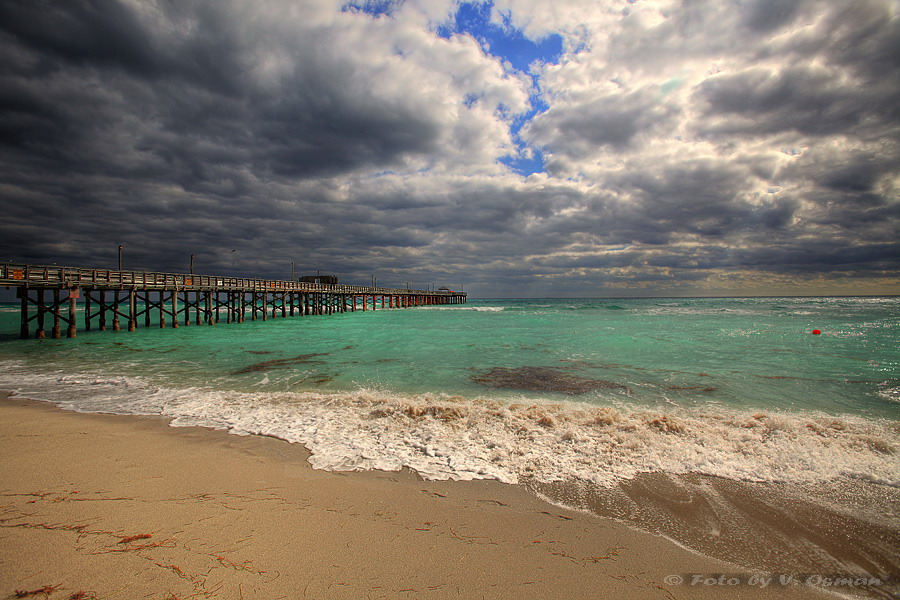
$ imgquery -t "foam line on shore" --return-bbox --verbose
[1,362,897,489]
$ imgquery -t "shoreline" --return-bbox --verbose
[0,392,893,599]
[531,473,900,589]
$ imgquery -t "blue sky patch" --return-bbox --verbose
[347,0,563,177]
[341,0,400,18]
[499,151,545,175]
[441,2,563,73]
[443,2,562,176]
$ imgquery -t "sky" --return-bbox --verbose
[0,0,898,298]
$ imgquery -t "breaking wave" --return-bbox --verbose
[2,361,897,489]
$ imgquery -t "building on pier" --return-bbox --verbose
[299,275,338,285]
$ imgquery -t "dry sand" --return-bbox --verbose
[0,393,844,599]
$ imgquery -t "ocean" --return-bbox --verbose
[1,295,898,583]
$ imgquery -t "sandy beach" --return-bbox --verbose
[0,393,879,600]
[1,0,898,596]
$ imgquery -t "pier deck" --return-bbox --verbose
[1,263,466,339]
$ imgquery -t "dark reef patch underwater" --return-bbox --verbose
[232,353,330,374]
[471,366,629,394]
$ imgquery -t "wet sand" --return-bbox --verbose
[0,392,884,599]
[531,475,900,599]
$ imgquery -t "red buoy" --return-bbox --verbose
[811,329,821,335]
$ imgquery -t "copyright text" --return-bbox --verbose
[662,573,886,589]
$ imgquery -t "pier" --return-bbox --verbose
[1,263,466,339]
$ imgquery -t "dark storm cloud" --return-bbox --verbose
[606,162,798,241]
[0,0,897,297]
[507,0,898,294]
[731,241,900,274]
[698,67,870,137]
[524,88,677,156]
[740,0,810,33]
[697,0,900,144]
[0,0,163,77]
[0,0,458,288]
[816,0,900,80]
[0,1,440,182]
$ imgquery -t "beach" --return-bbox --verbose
[1,296,897,599]
[1,0,898,595]
[1,0,897,593]
[0,392,853,600]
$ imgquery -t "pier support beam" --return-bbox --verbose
[129,289,137,331]
[112,292,121,332]
[84,292,92,332]
[99,291,107,331]
[52,289,61,339]
[36,290,46,339]
[19,291,27,339]
[67,290,77,338]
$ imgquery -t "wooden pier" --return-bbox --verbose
[1,263,466,339]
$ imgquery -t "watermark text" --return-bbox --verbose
[662,573,887,590]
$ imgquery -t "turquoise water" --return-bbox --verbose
[0,296,897,486]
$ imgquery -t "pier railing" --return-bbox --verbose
[0,262,457,296]
[2,262,466,339]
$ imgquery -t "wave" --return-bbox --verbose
[417,306,505,312]
[2,362,897,489]
[878,384,900,403]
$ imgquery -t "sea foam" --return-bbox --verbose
[2,362,897,489]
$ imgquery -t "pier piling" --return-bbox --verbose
[2,263,466,339]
